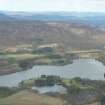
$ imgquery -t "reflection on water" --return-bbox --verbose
[32,85,67,94]
[0,59,105,87]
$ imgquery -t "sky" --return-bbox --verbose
[0,0,105,12]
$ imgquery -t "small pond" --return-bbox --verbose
[32,85,67,94]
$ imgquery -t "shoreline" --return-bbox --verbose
[0,59,73,76]
[0,50,104,76]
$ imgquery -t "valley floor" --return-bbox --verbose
[0,90,64,105]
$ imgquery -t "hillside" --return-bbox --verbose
[1,11,105,25]
[0,90,64,105]
[0,21,105,50]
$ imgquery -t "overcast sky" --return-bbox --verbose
[0,0,105,12]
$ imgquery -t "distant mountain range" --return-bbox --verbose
[0,11,105,25]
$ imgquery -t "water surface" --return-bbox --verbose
[0,59,105,87]
[32,85,67,94]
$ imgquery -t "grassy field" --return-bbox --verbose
[62,78,93,90]
[86,102,99,105]
[0,90,64,105]
[0,47,67,75]
[0,54,46,60]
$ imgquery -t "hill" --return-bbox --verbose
[0,21,105,50]
[1,11,105,25]
[0,90,64,105]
